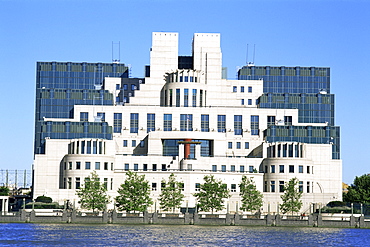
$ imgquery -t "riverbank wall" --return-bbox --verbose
[0,210,368,228]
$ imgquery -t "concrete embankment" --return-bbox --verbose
[0,210,368,228]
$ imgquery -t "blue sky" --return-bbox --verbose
[0,0,369,184]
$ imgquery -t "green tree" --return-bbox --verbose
[159,173,184,212]
[76,171,110,212]
[344,174,370,203]
[115,171,153,212]
[239,176,263,212]
[0,186,9,196]
[193,175,230,213]
[280,177,303,215]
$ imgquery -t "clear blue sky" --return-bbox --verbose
[1,0,369,184]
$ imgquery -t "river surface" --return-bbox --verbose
[0,223,369,246]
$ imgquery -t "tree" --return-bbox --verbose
[239,175,263,212]
[76,171,110,212]
[280,177,303,215]
[115,171,153,212]
[35,195,52,203]
[344,174,370,203]
[0,186,9,196]
[159,173,184,212]
[193,175,230,213]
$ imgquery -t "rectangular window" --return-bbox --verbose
[221,165,226,172]
[200,90,203,106]
[132,140,136,147]
[249,166,254,173]
[279,165,284,173]
[80,112,88,122]
[184,89,189,107]
[195,183,200,191]
[233,86,237,92]
[169,89,173,106]
[251,115,259,135]
[271,181,275,192]
[236,142,241,149]
[152,164,157,171]
[267,116,276,127]
[228,142,232,149]
[289,165,294,173]
[147,113,155,132]
[76,162,81,170]
[85,162,91,170]
[271,165,275,173]
[68,162,72,170]
[248,86,252,93]
[143,164,148,171]
[162,164,167,171]
[104,162,108,170]
[123,140,128,147]
[284,116,292,126]
[114,113,122,133]
[230,165,235,172]
[180,114,193,131]
[104,178,108,190]
[116,84,120,90]
[130,113,139,133]
[240,165,245,172]
[212,165,217,172]
[75,177,81,189]
[299,181,303,192]
[152,183,157,191]
[95,162,100,170]
[307,181,310,193]
[248,99,252,105]
[279,181,285,192]
[245,142,249,149]
[231,184,237,192]
[164,114,172,131]
[234,115,242,135]
[307,166,310,174]
[124,163,129,171]
[134,164,138,171]
[299,165,303,173]
[96,112,105,122]
[241,99,244,105]
[68,177,72,189]
[241,86,244,92]
[192,89,197,107]
[217,115,226,132]
[201,114,209,132]
[176,88,180,107]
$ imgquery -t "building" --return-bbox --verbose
[33,32,342,213]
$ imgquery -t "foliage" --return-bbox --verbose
[343,174,370,204]
[193,175,230,213]
[280,178,303,215]
[115,171,153,212]
[35,195,52,203]
[76,171,111,212]
[0,186,9,196]
[239,176,263,212]
[327,201,346,207]
[159,173,185,212]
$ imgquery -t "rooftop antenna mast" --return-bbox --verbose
[112,41,120,63]
[253,44,256,65]
[246,44,249,65]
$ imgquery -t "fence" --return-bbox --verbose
[0,170,32,188]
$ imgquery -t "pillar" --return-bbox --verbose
[184,139,191,159]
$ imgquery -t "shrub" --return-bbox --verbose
[35,196,52,203]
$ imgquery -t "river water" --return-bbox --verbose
[0,223,369,246]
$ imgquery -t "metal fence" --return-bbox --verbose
[0,170,32,188]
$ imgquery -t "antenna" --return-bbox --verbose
[246,44,249,65]
[253,44,256,65]
[112,41,120,63]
